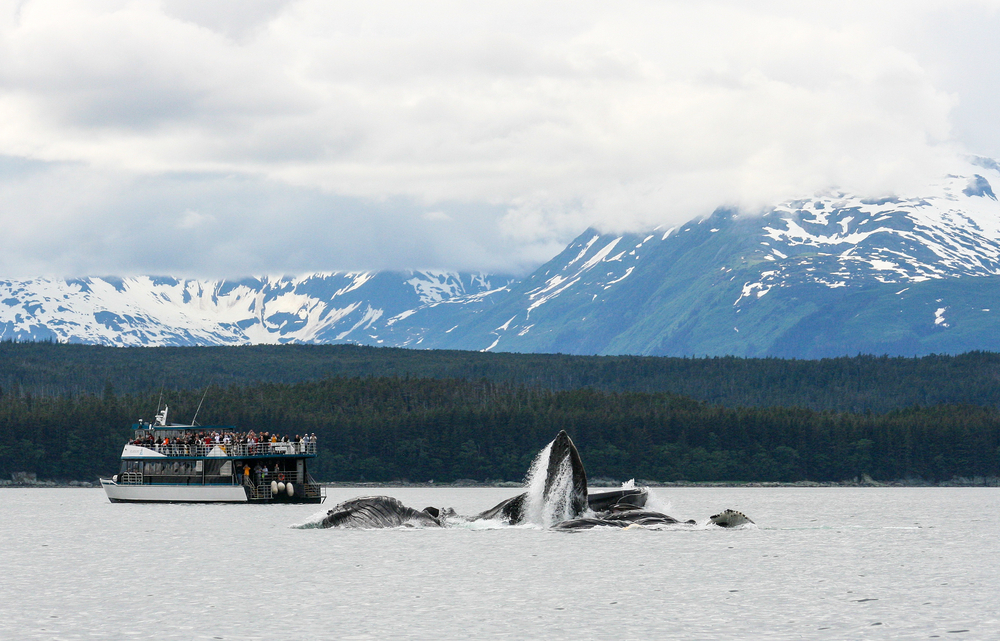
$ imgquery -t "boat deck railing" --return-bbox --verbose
[245,475,324,501]
[118,472,143,485]
[128,441,317,458]
[114,472,243,485]
[114,472,324,500]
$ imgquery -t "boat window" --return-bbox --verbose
[204,460,234,477]
[141,461,199,475]
[119,460,142,474]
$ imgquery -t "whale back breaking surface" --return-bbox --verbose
[586,488,648,512]
[320,496,442,529]
[552,510,686,531]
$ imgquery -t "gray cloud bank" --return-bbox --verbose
[1,0,999,277]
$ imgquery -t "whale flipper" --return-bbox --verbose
[474,492,528,523]
[320,496,443,528]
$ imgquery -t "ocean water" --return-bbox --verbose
[1,487,997,640]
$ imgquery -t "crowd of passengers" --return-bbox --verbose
[129,430,317,455]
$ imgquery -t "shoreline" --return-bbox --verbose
[318,476,1000,488]
[7,476,997,489]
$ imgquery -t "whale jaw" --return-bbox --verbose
[543,430,589,517]
[476,430,589,525]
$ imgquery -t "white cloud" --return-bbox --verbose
[177,209,214,229]
[0,0,998,276]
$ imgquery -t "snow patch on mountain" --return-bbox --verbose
[0,271,512,346]
[4,159,1000,355]
[734,158,1000,309]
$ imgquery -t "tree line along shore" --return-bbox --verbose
[2,372,998,485]
[6,341,1000,413]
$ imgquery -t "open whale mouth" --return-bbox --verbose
[521,430,590,527]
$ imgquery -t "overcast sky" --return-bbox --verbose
[2,0,999,278]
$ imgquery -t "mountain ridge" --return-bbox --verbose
[5,159,1000,357]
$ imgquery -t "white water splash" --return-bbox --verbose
[642,487,674,517]
[522,440,553,526]
[288,508,332,529]
[542,458,579,526]
[521,438,581,527]
[523,441,554,525]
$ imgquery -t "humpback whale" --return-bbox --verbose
[552,512,685,531]
[313,430,753,530]
[552,507,759,531]
[709,509,755,528]
[320,496,443,528]
[474,430,589,524]
[587,487,648,512]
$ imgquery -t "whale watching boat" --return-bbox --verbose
[100,406,325,504]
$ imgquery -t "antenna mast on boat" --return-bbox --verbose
[153,387,167,426]
[191,385,211,426]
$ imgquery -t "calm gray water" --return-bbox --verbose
[1,487,997,640]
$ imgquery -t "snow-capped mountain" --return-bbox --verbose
[405,157,1000,356]
[5,158,1000,357]
[0,272,513,346]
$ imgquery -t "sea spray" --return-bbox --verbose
[643,486,674,517]
[522,438,583,527]
[540,457,579,526]
[289,508,333,529]
[522,440,553,526]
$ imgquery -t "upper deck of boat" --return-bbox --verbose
[125,423,318,459]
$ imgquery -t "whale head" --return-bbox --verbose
[710,509,754,528]
[543,430,589,516]
[475,430,589,525]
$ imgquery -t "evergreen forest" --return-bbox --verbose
[2,344,999,484]
[5,341,1000,412]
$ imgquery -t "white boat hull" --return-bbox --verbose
[101,479,248,503]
